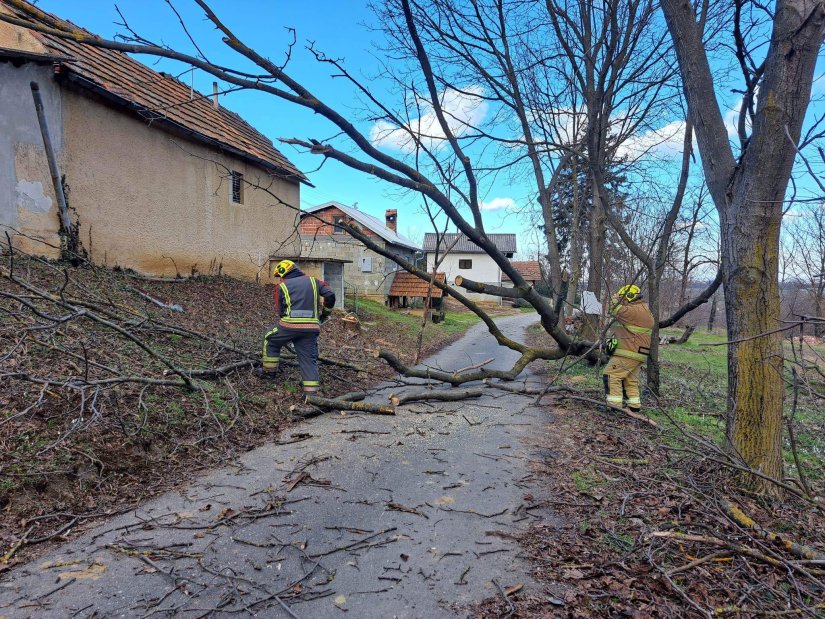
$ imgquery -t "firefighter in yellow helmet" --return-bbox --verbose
[258,260,336,393]
[603,284,654,412]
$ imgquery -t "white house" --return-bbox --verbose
[423,232,517,302]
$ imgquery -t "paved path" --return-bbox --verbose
[0,313,556,618]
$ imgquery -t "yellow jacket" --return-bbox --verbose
[610,299,655,361]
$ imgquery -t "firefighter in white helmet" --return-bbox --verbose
[258,260,335,393]
[603,284,654,412]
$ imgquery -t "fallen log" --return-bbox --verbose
[306,395,394,415]
[389,388,483,406]
[375,349,530,385]
[483,379,544,395]
[334,391,367,402]
[126,285,184,313]
[720,498,825,561]
[648,531,825,576]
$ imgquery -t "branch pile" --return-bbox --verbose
[0,244,373,566]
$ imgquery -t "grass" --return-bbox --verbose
[347,296,481,337]
[571,467,602,492]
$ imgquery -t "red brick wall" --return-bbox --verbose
[299,207,378,237]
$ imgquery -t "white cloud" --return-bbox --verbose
[480,197,518,211]
[724,97,755,141]
[615,120,689,161]
[370,86,489,153]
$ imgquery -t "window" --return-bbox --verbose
[332,215,345,233]
[458,259,472,269]
[230,171,243,204]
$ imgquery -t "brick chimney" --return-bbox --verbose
[385,209,398,232]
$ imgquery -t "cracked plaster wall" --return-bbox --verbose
[0,61,63,257]
[1,58,300,279]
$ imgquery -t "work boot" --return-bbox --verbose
[254,367,279,381]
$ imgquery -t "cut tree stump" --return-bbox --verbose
[341,314,360,332]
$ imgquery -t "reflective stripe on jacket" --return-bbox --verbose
[609,299,655,360]
[274,269,335,331]
[280,277,319,324]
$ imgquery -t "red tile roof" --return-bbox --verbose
[502,261,543,282]
[389,272,446,298]
[3,1,306,184]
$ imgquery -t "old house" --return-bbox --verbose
[423,232,517,302]
[299,202,420,301]
[0,0,305,279]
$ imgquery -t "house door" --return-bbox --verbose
[322,262,344,308]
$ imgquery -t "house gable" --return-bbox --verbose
[0,1,304,279]
[300,205,381,240]
[0,0,305,185]
[298,203,420,299]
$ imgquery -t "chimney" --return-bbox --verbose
[385,209,398,232]
[212,82,219,110]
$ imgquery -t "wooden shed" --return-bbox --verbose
[387,272,446,309]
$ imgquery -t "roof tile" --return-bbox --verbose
[3,0,305,183]
[502,261,543,282]
[388,272,445,298]
[304,202,419,250]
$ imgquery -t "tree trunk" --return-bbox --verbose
[647,274,661,394]
[707,292,717,332]
[721,203,783,492]
[814,294,824,338]
[588,180,606,298]
[660,0,825,495]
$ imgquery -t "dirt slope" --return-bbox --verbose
[0,254,471,568]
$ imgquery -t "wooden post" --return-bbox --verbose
[30,82,75,254]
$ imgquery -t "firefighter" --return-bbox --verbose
[603,284,654,412]
[258,260,335,394]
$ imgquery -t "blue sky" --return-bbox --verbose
[33,1,825,258]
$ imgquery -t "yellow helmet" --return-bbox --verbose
[273,259,295,278]
[617,284,641,302]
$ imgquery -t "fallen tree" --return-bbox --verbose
[0,0,719,391]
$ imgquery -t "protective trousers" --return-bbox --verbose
[262,326,320,392]
[602,355,643,410]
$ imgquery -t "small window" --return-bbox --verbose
[332,215,346,233]
[458,259,472,269]
[230,171,243,204]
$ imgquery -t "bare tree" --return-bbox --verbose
[660,0,825,493]
[0,1,721,400]
[785,203,825,337]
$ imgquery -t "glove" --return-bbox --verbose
[320,307,332,323]
[605,336,618,356]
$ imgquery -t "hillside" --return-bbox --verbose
[0,248,479,567]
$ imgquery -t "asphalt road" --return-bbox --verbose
[0,312,557,618]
